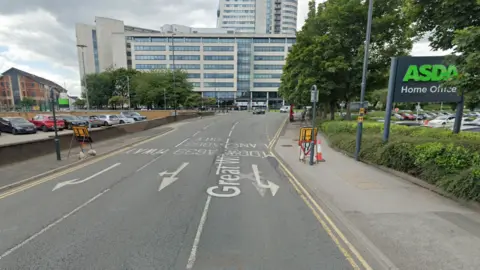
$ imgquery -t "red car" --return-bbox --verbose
[29,114,65,132]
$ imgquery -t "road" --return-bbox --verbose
[0,112,355,270]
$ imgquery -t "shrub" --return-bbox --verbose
[320,121,480,201]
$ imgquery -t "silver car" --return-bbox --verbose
[97,115,120,126]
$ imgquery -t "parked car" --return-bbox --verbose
[58,114,88,129]
[78,115,104,128]
[0,117,37,135]
[120,111,147,121]
[426,115,456,128]
[117,114,135,124]
[97,114,120,126]
[253,107,266,115]
[29,114,65,132]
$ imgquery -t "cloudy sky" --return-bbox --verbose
[0,0,448,96]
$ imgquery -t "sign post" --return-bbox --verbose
[50,87,61,161]
[309,85,318,166]
[383,56,462,142]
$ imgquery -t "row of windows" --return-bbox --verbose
[284,0,297,3]
[283,21,297,26]
[171,64,201,69]
[254,55,284,61]
[283,15,297,20]
[204,55,234,60]
[204,82,235,87]
[192,82,201,87]
[254,73,282,79]
[135,46,237,52]
[136,64,167,69]
[223,10,254,13]
[282,27,296,31]
[253,46,285,52]
[254,65,284,70]
[225,0,254,2]
[204,73,235,78]
[132,37,295,44]
[135,55,235,61]
[204,46,234,51]
[283,10,296,15]
[284,4,297,9]
[223,21,255,25]
[223,15,255,19]
[135,55,166,60]
[225,4,255,7]
[171,55,201,60]
[253,83,281,87]
[136,64,283,71]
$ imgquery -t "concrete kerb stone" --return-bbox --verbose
[319,131,480,213]
[0,127,174,194]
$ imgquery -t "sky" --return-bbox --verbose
[0,0,449,96]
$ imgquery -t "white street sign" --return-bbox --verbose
[340,101,346,108]
[53,163,121,191]
[310,90,318,103]
[158,162,189,191]
[251,164,279,197]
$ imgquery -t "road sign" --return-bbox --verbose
[340,101,346,108]
[310,89,318,103]
[72,126,92,142]
[299,127,317,142]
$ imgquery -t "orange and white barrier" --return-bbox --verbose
[315,138,325,162]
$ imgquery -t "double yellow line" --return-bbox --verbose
[0,128,175,200]
[268,117,373,270]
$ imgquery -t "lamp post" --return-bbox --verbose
[171,33,177,120]
[354,0,374,161]
[77,44,89,111]
[50,87,61,161]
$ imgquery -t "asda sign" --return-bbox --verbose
[392,56,461,102]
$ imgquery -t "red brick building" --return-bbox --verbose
[0,67,67,110]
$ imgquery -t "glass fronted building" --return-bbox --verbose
[76,17,296,108]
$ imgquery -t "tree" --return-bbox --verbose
[280,0,413,119]
[108,96,125,109]
[74,99,86,108]
[20,97,35,109]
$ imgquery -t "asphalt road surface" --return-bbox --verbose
[0,112,353,270]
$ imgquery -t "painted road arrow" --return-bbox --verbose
[52,163,121,191]
[158,162,189,191]
[251,164,279,197]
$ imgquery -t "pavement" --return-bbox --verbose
[275,121,480,270]
[0,111,358,270]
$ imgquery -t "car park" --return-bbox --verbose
[29,114,65,132]
[117,114,136,124]
[78,115,104,128]
[120,111,147,121]
[97,114,120,126]
[0,117,37,135]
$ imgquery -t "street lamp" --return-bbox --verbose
[50,87,61,161]
[354,0,374,161]
[77,44,89,110]
[171,33,177,119]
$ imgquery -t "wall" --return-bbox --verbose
[0,110,194,120]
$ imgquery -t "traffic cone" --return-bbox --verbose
[315,139,325,162]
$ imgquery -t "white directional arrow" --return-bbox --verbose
[52,163,121,191]
[158,162,189,191]
[251,164,279,196]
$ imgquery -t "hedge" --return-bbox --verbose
[319,121,480,202]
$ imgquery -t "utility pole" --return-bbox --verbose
[171,33,177,120]
[126,75,131,110]
[77,44,89,110]
[309,85,318,166]
[50,87,61,161]
[354,0,374,161]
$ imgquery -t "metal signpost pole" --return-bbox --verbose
[309,85,318,166]
[171,34,177,120]
[354,0,374,161]
[50,87,61,161]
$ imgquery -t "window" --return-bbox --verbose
[253,38,270,43]
[287,38,296,44]
[151,37,167,42]
[203,46,234,52]
[204,64,235,70]
[269,38,286,44]
[169,46,200,51]
[284,4,297,9]
[219,38,235,43]
[170,55,200,60]
[185,37,201,43]
[254,46,284,52]
[202,38,219,43]
[254,73,282,79]
[254,65,284,70]
[171,64,200,70]
[204,82,235,88]
[187,73,201,78]
[134,45,166,51]
[254,82,281,87]
[203,91,235,98]
[254,55,284,61]
[225,4,255,7]
[136,64,167,69]
[204,55,234,61]
[204,73,234,79]
[191,82,201,87]
[135,55,166,60]
[284,21,297,26]
[134,37,151,42]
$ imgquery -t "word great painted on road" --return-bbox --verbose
[392,56,461,103]
[207,155,241,198]
[125,148,169,155]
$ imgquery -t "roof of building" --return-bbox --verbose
[0,67,67,92]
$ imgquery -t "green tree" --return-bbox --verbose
[20,97,35,110]
[83,72,114,108]
[73,99,86,108]
[108,96,125,110]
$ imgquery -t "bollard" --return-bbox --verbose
[315,138,326,162]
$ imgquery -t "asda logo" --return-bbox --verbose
[402,64,458,82]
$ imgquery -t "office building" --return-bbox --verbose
[76,17,296,108]
[216,0,298,34]
[0,67,66,110]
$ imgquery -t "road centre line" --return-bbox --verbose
[0,189,110,261]
[136,154,164,172]
[175,138,190,148]
[186,195,212,269]
[268,117,372,270]
[0,126,177,201]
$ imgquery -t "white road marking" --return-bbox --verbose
[228,130,233,137]
[192,131,200,136]
[215,155,225,175]
[251,164,279,196]
[175,138,190,148]
[52,163,121,191]
[186,195,212,269]
[158,162,189,191]
[0,189,109,260]
[136,154,165,172]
